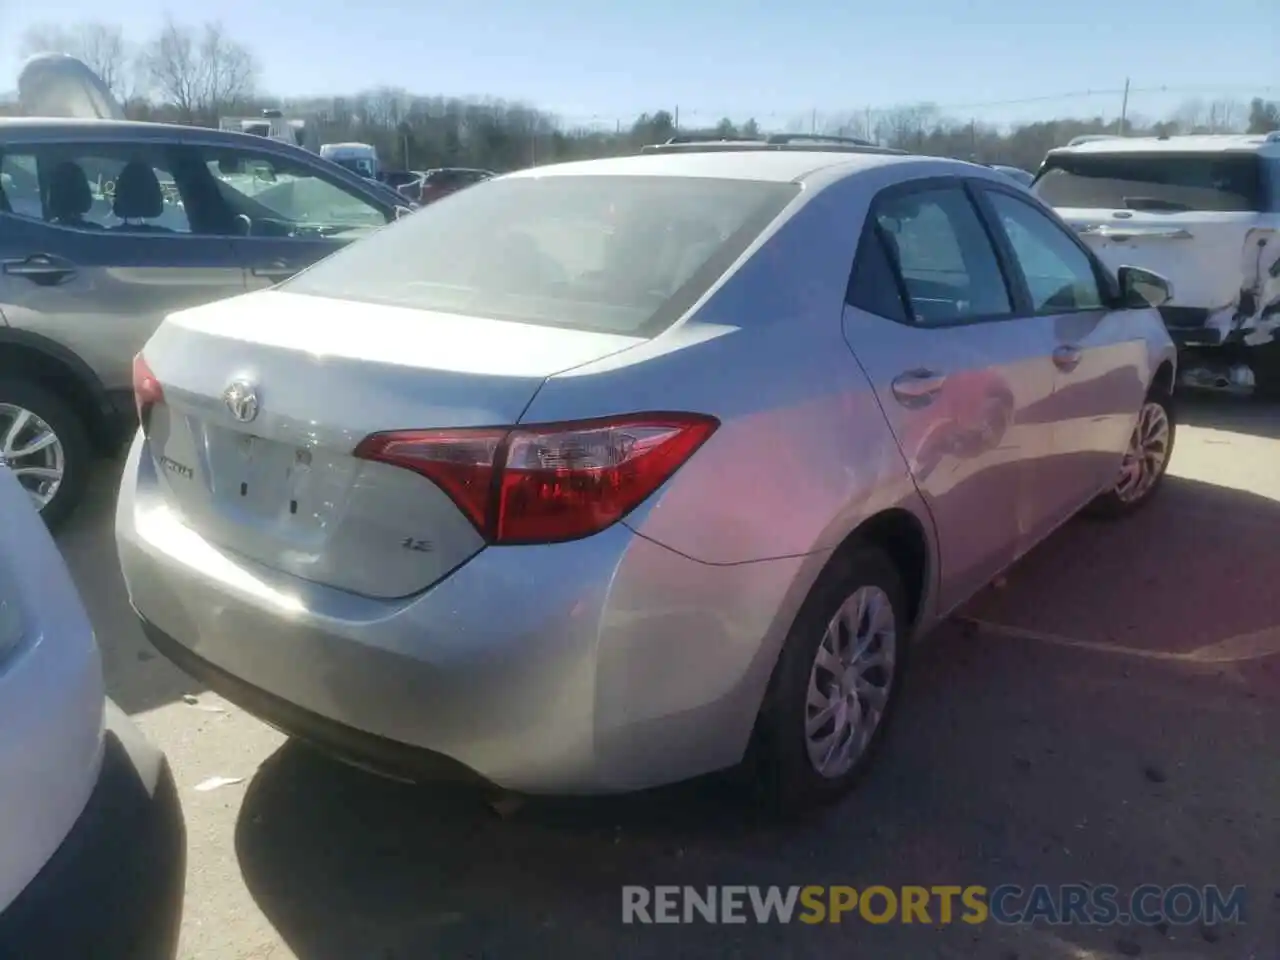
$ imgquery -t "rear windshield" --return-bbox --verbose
[281,174,799,336]
[1033,152,1264,213]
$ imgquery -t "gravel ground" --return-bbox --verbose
[56,396,1279,960]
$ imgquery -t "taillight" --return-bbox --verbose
[132,353,164,429]
[354,413,718,544]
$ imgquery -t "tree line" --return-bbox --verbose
[10,20,1280,175]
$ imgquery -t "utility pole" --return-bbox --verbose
[811,108,817,134]
[1119,77,1131,135]
[865,106,873,143]
[969,118,977,159]
[674,105,679,132]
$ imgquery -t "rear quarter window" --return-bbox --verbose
[1034,152,1264,213]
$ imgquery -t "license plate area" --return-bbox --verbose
[205,427,315,521]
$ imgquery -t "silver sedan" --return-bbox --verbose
[115,147,1176,812]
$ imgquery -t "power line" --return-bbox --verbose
[560,83,1277,127]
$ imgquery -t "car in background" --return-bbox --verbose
[1033,132,1280,395]
[119,146,1177,814]
[0,118,414,529]
[0,465,184,959]
[412,167,495,204]
[988,163,1035,187]
[380,170,422,193]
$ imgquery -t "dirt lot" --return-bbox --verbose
[57,397,1279,960]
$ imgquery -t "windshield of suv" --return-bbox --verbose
[282,174,797,336]
[1033,153,1264,212]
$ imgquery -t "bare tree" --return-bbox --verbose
[141,18,258,123]
[1172,98,1207,132]
[875,103,940,150]
[1205,99,1245,133]
[20,22,137,101]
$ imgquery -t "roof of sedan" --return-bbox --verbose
[504,149,926,184]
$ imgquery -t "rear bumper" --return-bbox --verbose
[1168,326,1224,348]
[0,701,186,960]
[116,434,807,794]
[1159,305,1228,348]
[141,618,488,787]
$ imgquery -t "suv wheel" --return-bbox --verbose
[0,379,90,530]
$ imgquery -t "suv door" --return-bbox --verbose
[842,180,1059,613]
[188,142,395,288]
[0,140,244,402]
[974,184,1148,520]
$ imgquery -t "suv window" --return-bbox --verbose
[0,154,41,219]
[1034,152,1264,213]
[873,186,1013,325]
[202,146,389,240]
[1,144,190,233]
[985,190,1104,312]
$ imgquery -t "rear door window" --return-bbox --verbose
[872,185,1013,325]
[1033,153,1264,212]
[1,143,190,233]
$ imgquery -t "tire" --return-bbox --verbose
[0,378,91,531]
[749,544,910,816]
[1084,384,1176,520]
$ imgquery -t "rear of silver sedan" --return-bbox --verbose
[116,166,874,795]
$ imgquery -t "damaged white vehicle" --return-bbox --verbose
[1034,132,1280,395]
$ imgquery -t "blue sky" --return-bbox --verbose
[2,0,1276,129]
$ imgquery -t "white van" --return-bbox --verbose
[1034,133,1280,394]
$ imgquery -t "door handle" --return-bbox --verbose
[890,368,947,407]
[2,255,77,284]
[1053,344,1083,373]
[252,260,295,280]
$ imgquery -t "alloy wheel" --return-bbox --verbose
[0,403,66,512]
[1114,401,1170,504]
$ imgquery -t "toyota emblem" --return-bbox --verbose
[223,380,260,423]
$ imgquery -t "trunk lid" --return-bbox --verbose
[141,289,645,598]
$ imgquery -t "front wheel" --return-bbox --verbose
[749,545,909,815]
[1085,389,1175,519]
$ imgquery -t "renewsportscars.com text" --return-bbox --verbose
[621,884,1247,926]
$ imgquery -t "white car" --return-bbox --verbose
[1034,132,1280,394]
[0,466,185,958]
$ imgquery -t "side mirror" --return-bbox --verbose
[1117,265,1173,309]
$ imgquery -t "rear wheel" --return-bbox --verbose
[0,378,91,530]
[750,545,909,815]
[1085,387,1175,519]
